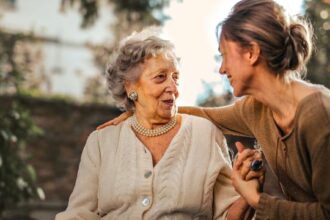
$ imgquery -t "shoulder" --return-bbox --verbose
[183,113,213,125]
[298,87,330,126]
[319,86,330,117]
[182,114,226,144]
[296,87,330,148]
[181,114,230,161]
[314,88,330,131]
[86,120,129,156]
[182,114,221,133]
[233,95,265,114]
[232,96,266,126]
[96,120,127,140]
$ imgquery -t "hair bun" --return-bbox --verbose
[282,21,313,73]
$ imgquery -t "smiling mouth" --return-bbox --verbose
[162,99,175,106]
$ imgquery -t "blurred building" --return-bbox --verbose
[0,0,113,101]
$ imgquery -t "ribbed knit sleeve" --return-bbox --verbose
[255,192,326,220]
[55,131,101,220]
[212,125,240,220]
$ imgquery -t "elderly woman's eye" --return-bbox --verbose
[173,74,180,85]
[155,74,166,79]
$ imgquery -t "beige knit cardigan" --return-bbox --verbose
[56,114,239,220]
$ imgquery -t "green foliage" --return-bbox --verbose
[304,0,330,88]
[60,0,177,28]
[0,103,44,215]
[0,27,44,216]
[60,0,99,28]
[19,88,77,104]
[112,0,172,24]
[0,30,46,95]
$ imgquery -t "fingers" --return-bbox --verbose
[253,150,263,161]
[235,141,246,153]
[96,112,132,130]
[120,112,132,122]
[231,165,243,189]
[234,148,256,169]
[97,121,114,130]
[258,175,265,185]
[239,158,254,179]
[245,167,265,181]
[233,145,264,181]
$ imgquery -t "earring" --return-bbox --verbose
[128,91,138,101]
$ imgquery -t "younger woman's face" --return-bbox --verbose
[218,38,255,97]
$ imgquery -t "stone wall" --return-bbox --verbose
[1,95,121,219]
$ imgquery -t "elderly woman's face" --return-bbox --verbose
[128,54,179,121]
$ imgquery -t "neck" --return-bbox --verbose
[130,113,177,137]
[247,72,299,121]
[134,110,174,129]
[243,69,319,133]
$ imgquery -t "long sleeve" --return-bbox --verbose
[55,131,101,220]
[255,133,330,220]
[212,126,241,220]
[179,97,254,137]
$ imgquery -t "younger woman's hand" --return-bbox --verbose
[234,142,265,184]
[97,112,132,130]
[231,165,261,208]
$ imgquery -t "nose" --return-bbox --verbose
[165,77,178,93]
[219,63,226,75]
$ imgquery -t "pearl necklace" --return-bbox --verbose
[130,114,177,137]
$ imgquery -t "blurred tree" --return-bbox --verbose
[304,0,330,88]
[0,28,45,216]
[60,0,175,29]
[83,74,111,104]
[0,30,48,95]
[0,104,44,217]
[83,44,113,104]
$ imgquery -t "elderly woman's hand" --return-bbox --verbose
[234,142,265,184]
[97,111,132,130]
[232,142,263,208]
[231,163,261,208]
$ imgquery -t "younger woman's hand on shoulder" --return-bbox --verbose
[97,111,132,130]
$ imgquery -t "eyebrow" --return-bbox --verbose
[150,66,179,77]
[148,67,167,76]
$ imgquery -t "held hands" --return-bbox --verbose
[97,112,132,130]
[234,142,264,182]
[231,142,264,208]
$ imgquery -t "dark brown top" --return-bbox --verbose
[182,86,330,220]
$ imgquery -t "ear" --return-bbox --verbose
[124,81,135,94]
[248,42,261,65]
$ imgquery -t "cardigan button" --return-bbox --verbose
[142,197,150,206]
[144,170,152,178]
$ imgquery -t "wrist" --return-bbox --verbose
[249,192,260,208]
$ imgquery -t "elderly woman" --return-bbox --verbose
[55,31,255,220]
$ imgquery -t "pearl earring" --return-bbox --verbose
[128,91,138,101]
